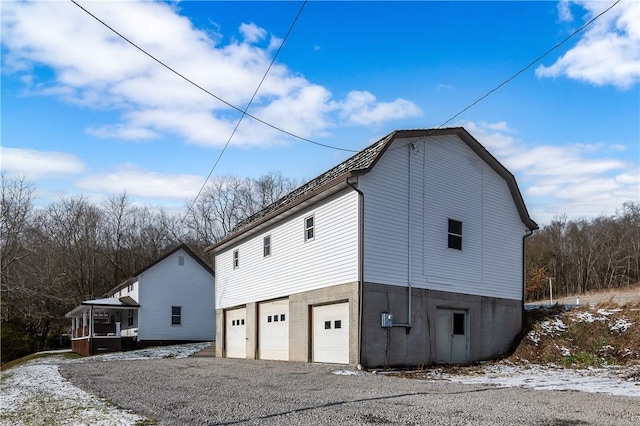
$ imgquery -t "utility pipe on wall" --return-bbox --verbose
[393,143,416,330]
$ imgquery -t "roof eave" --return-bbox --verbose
[205,172,356,253]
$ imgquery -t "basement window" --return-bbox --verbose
[233,250,239,269]
[304,215,315,241]
[448,219,462,250]
[171,306,182,325]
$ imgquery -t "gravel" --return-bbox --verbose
[60,357,640,426]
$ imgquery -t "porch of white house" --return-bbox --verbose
[66,296,140,356]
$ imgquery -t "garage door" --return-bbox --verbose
[312,302,349,364]
[258,299,289,360]
[225,307,246,359]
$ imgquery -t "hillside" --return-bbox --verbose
[512,302,640,369]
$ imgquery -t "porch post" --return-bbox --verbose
[115,321,121,337]
[82,312,87,337]
[89,306,94,337]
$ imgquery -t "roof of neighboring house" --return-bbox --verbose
[205,127,538,253]
[66,296,140,317]
[104,243,214,297]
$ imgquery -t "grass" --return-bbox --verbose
[1,351,81,371]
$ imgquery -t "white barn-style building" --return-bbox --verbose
[206,127,538,367]
[67,244,215,356]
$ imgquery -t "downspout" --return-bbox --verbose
[393,143,414,330]
[346,177,364,367]
[522,228,534,331]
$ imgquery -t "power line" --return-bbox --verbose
[181,1,308,230]
[388,0,621,151]
[70,0,357,153]
[436,0,621,129]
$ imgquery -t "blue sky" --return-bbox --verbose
[1,0,638,224]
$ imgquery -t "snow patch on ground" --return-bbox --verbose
[0,342,211,426]
[419,362,640,397]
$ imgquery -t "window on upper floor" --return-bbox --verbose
[171,306,182,325]
[233,249,239,269]
[304,215,315,241]
[448,219,462,250]
[127,283,133,292]
[263,235,271,257]
[178,255,185,266]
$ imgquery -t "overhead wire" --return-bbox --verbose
[387,0,621,151]
[70,0,356,153]
[181,0,308,230]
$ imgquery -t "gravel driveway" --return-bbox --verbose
[60,357,640,426]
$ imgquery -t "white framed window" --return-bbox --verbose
[304,215,315,241]
[171,306,182,325]
[448,219,462,250]
[263,235,271,257]
[233,249,239,269]
[127,283,133,292]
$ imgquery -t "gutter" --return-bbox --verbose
[346,177,364,367]
[522,228,535,331]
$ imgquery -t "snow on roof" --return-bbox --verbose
[66,296,140,317]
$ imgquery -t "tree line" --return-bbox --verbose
[1,171,637,362]
[525,202,640,301]
[0,172,296,362]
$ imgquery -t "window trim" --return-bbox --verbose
[171,306,182,325]
[447,218,462,250]
[233,249,239,269]
[304,215,315,241]
[263,235,271,257]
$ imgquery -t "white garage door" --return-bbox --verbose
[225,307,246,359]
[258,299,289,361]
[312,302,349,364]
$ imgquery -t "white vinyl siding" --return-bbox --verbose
[216,190,359,308]
[360,135,526,300]
[137,249,215,341]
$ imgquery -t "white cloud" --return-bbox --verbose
[0,147,85,179]
[1,0,415,148]
[239,22,267,44]
[460,120,639,224]
[339,91,421,125]
[536,1,640,89]
[75,164,203,200]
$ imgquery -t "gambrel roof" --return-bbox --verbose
[206,127,537,253]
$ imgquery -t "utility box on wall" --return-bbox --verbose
[381,313,393,328]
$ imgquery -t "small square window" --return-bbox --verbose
[263,235,271,257]
[448,219,462,250]
[171,306,181,325]
[241,319,245,325]
[324,321,331,329]
[280,314,285,322]
[304,215,315,241]
[233,250,239,268]
[267,315,272,323]
[232,320,236,326]
[273,315,279,322]
[334,320,342,329]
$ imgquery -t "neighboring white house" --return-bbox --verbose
[67,244,215,356]
[206,127,538,368]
